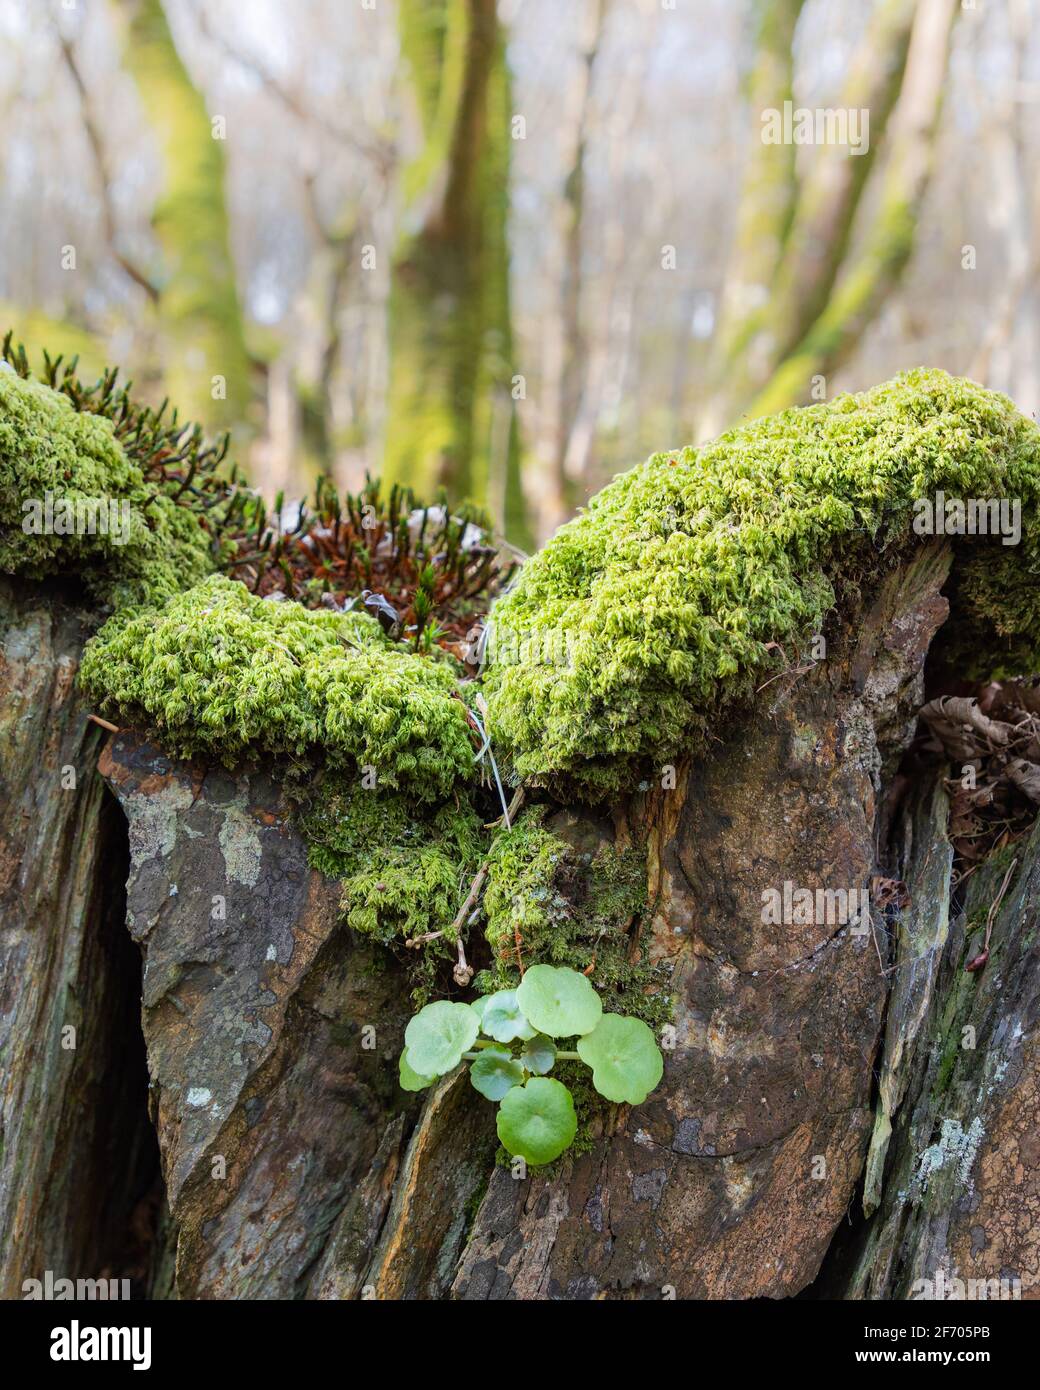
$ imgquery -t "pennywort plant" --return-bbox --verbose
[398,964,665,1165]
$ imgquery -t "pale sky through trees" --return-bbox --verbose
[1,0,1038,542]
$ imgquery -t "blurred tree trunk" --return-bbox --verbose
[383,0,528,544]
[710,0,807,379]
[534,0,608,537]
[704,0,957,434]
[119,0,253,433]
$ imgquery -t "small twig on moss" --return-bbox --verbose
[454,935,474,987]
[469,697,513,826]
[406,930,447,948]
[404,786,526,950]
[87,713,120,733]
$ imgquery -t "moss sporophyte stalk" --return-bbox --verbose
[8,352,1040,1161]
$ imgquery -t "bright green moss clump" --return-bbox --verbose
[485,370,1040,795]
[0,369,217,606]
[80,574,475,800]
[301,776,484,946]
[477,807,670,1033]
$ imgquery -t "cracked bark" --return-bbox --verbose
[0,577,158,1296]
[4,536,1038,1299]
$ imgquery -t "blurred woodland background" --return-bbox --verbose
[2,0,1038,545]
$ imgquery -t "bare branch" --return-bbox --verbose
[53,29,160,302]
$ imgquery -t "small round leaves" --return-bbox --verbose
[496,1077,577,1165]
[399,1048,436,1092]
[520,1034,556,1075]
[478,989,536,1043]
[404,1000,479,1077]
[516,964,602,1038]
[576,1014,664,1105]
[470,1047,526,1101]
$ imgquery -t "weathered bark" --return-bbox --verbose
[96,735,422,1299]
[830,788,1040,1299]
[4,545,1038,1299]
[0,577,156,1297]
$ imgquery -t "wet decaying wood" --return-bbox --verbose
[2,540,1038,1299]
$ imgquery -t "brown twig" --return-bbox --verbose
[88,713,120,733]
[404,786,526,950]
[54,31,159,302]
[453,936,474,987]
[966,857,1017,973]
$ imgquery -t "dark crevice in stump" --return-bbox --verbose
[88,786,167,1297]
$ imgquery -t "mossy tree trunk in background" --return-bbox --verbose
[384,0,528,545]
[119,0,253,434]
[704,0,956,433]
[535,0,609,537]
[710,0,807,381]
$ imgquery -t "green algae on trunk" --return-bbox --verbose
[120,0,253,432]
[384,0,528,543]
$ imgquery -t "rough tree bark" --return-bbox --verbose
[0,578,156,1298]
[2,551,1037,1298]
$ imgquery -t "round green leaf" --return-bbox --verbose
[479,989,536,1043]
[520,1034,556,1075]
[399,1048,435,1092]
[496,1077,577,1165]
[470,995,492,1025]
[404,1001,479,1077]
[470,1047,525,1101]
[516,964,602,1038]
[576,1014,664,1105]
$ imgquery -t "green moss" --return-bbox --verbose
[476,807,670,1032]
[481,808,569,962]
[301,774,484,947]
[485,370,1040,796]
[79,573,475,800]
[0,369,217,607]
